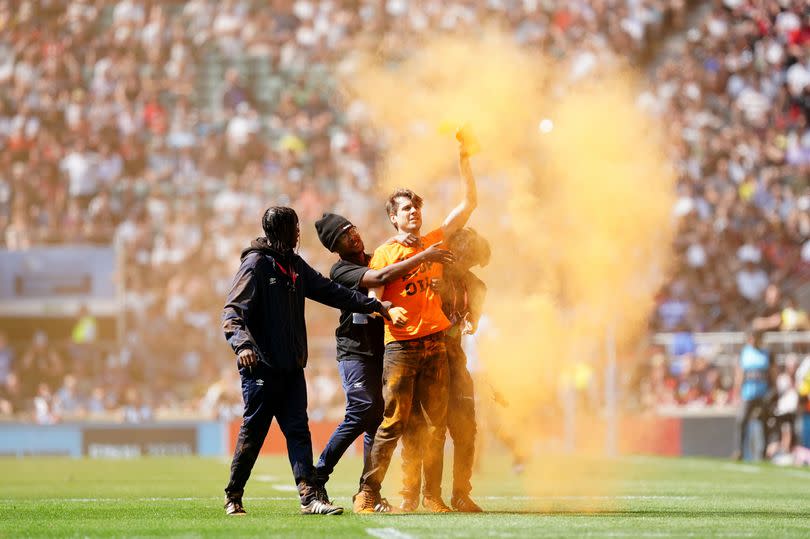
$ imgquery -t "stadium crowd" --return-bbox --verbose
[634,0,810,441]
[649,0,810,333]
[0,0,808,426]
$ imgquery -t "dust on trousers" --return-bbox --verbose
[400,333,476,500]
[360,332,449,498]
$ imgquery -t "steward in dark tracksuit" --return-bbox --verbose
[222,207,391,516]
[312,254,385,486]
[311,213,453,503]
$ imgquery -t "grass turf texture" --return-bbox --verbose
[1,454,809,538]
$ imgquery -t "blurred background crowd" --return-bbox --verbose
[0,0,808,432]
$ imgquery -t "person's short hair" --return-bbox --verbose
[385,188,423,218]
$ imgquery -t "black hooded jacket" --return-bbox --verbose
[223,237,384,371]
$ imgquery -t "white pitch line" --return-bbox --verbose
[778,469,810,478]
[719,463,761,474]
[271,484,299,492]
[480,495,698,501]
[366,528,416,539]
[3,494,702,504]
[581,533,755,538]
[253,474,279,482]
[3,496,297,503]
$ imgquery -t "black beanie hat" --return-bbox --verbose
[315,213,353,252]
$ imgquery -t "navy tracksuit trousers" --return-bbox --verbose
[314,359,384,486]
[225,365,314,501]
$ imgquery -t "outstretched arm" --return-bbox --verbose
[366,286,408,327]
[302,260,387,316]
[442,146,477,237]
[752,312,781,331]
[360,242,455,288]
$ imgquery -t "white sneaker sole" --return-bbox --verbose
[300,502,344,515]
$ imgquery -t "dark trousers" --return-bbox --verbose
[314,358,384,486]
[361,333,448,498]
[225,365,315,503]
[401,334,476,499]
[735,397,771,459]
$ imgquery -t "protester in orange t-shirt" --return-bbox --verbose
[354,136,478,514]
[369,227,450,344]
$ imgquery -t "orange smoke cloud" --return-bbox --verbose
[343,29,677,508]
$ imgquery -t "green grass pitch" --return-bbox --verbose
[1,454,809,538]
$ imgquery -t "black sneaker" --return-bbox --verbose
[315,484,331,504]
[224,496,246,516]
[451,494,483,513]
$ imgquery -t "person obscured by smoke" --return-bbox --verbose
[400,227,491,513]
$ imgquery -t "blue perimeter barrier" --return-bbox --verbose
[0,422,228,457]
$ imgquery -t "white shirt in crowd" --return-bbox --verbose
[61,150,97,197]
[226,105,260,149]
[736,243,762,264]
[774,372,798,417]
[736,267,769,302]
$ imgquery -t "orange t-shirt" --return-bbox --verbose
[369,228,451,344]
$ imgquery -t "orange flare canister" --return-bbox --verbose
[456,123,481,156]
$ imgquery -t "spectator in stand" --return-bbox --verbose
[200,367,242,420]
[54,374,85,419]
[796,355,810,449]
[33,382,57,425]
[86,386,113,417]
[0,331,13,385]
[752,284,783,331]
[771,354,800,459]
[69,304,99,375]
[657,282,693,331]
[641,353,677,407]
[0,373,25,417]
[307,363,341,422]
[781,295,810,331]
[121,386,153,424]
[700,364,729,406]
[19,331,64,400]
[673,353,702,405]
[737,261,770,305]
[5,205,33,251]
[670,324,697,358]
[221,68,254,115]
[733,331,776,461]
